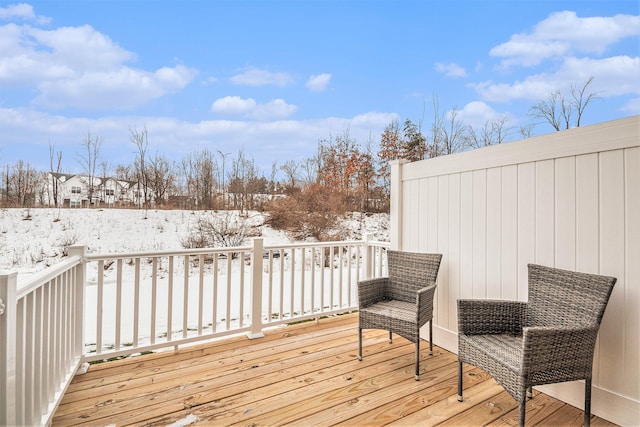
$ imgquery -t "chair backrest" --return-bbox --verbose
[526,264,617,328]
[386,250,442,302]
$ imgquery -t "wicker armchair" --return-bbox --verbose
[457,264,617,427]
[358,250,442,381]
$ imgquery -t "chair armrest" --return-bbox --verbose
[417,282,437,323]
[457,299,526,335]
[358,277,389,309]
[522,325,599,379]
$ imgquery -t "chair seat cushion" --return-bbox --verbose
[461,333,523,373]
[361,299,416,323]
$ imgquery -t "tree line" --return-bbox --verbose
[1,78,598,213]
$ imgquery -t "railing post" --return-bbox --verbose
[68,246,88,370]
[247,238,264,339]
[363,234,374,280]
[0,271,18,426]
[390,159,409,251]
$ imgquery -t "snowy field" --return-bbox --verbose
[1,208,389,352]
[0,207,389,278]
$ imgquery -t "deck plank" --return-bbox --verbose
[52,313,618,426]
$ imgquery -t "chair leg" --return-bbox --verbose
[457,360,463,401]
[389,330,393,344]
[358,327,363,361]
[518,389,527,427]
[527,386,533,399]
[415,339,420,381]
[518,399,526,427]
[429,321,433,355]
[585,378,592,427]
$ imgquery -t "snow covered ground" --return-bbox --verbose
[0,207,389,277]
[1,208,389,352]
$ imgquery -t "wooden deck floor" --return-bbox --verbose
[53,313,616,426]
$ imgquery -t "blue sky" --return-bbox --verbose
[1,0,638,176]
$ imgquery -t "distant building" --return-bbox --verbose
[43,173,149,207]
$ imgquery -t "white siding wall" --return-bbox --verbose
[390,116,639,426]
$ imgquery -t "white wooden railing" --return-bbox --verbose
[0,237,388,426]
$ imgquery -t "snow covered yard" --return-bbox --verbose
[1,207,389,353]
[0,207,389,278]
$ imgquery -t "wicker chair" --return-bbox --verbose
[358,250,442,381]
[457,264,617,427]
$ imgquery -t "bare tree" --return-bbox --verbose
[530,90,563,131]
[77,131,102,206]
[300,156,319,187]
[5,160,41,208]
[280,160,300,191]
[182,148,217,210]
[130,126,150,207]
[48,141,63,207]
[149,154,175,206]
[572,76,598,127]
[519,124,535,139]
[465,116,512,149]
[529,77,598,131]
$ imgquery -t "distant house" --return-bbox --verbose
[43,173,149,207]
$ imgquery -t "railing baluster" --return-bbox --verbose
[212,254,217,333]
[167,256,174,341]
[33,286,43,420]
[134,257,141,347]
[329,246,335,310]
[238,252,245,328]
[183,255,189,338]
[116,259,122,350]
[198,254,204,334]
[42,279,52,410]
[290,249,295,318]
[300,247,305,316]
[151,258,158,344]
[268,250,273,322]
[97,260,104,353]
[320,248,325,312]
[310,247,315,314]
[347,245,352,308]
[226,254,232,330]
[279,249,284,319]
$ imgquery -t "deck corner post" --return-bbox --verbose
[247,238,265,339]
[0,270,18,427]
[390,159,409,251]
[68,245,87,358]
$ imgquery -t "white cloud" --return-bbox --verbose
[0,107,395,172]
[491,11,640,68]
[434,62,468,78]
[306,73,331,92]
[456,101,512,129]
[230,67,294,87]
[471,55,640,102]
[211,96,297,120]
[621,98,640,114]
[212,96,257,115]
[34,64,196,109]
[0,3,50,24]
[0,20,196,108]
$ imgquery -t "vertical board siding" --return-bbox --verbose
[486,167,502,300]
[624,147,640,398]
[447,173,461,331]
[396,117,639,425]
[501,165,518,301]
[597,150,626,392]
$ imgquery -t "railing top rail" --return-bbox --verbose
[16,255,82,299]
[263,239,371,251]
[84,239,390,262]
[85,245,253,261]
